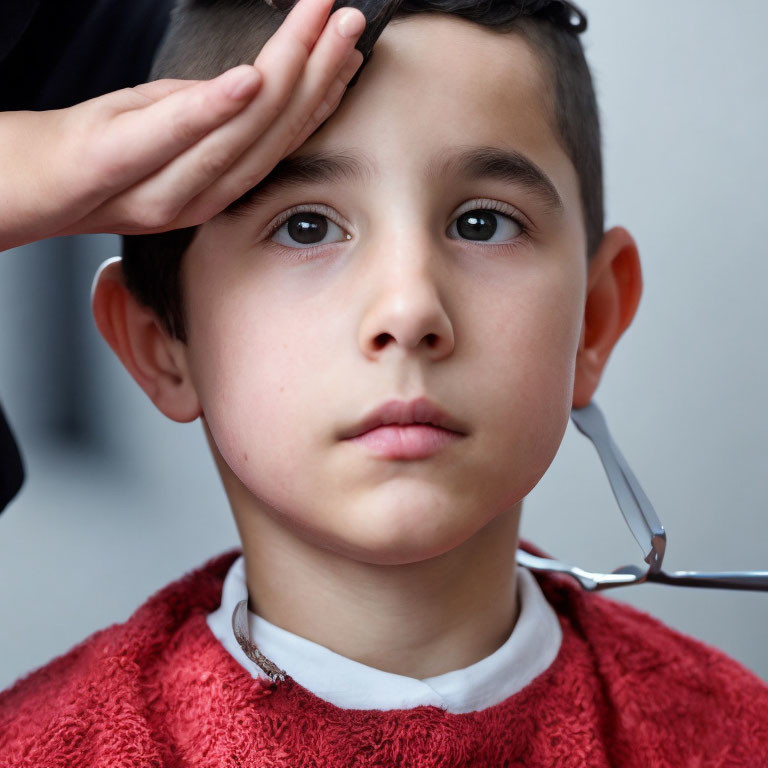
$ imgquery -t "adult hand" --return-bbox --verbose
[0,0,365,252]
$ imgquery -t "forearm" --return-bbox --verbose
[0,110,78,252]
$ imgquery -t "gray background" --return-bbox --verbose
[1,0,766,690]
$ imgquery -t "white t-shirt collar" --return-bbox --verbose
[206,555,562,714]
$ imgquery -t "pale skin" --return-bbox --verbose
[94,14,644,679]
[0,0,366,252]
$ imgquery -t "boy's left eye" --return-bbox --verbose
[446,206,525,244]
[267,200,530,252]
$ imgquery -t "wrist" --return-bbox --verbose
[0,107,100,249]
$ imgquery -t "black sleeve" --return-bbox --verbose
[0,0,173,512]
[0,0,174,111]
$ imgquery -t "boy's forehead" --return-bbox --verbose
[316,18,559,162]
[378,13,548,98]
[208,13,581,232]
[286,13,578,216]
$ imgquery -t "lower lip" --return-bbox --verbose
[345,424,464,459]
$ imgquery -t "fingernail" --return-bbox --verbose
[221,66,263,100]
[337,8,366,39]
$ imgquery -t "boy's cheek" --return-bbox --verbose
[182,237,583,521]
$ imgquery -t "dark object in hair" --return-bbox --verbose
[330,0,400,87]
[264,0,401,88]
[123,0,601,342]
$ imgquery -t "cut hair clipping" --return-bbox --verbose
[264,0,401,87]
[232,599,288,682]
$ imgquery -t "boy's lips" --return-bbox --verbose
[344,424,465,460]
[338,396,468,440]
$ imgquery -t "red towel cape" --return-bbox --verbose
[2,541,767,767]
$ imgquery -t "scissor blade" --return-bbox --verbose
[647,569,768,592]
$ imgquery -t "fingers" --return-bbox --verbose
[80,0,365,233]
[176,5,367,223]
[254,0,338,83]
[281,48,364,158]
[262,14,366,151]
[108,2,366,228]
[248,4,367,154]
[91,65,263,193]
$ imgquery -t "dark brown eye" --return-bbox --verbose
[270,208,348,250]
[450,209,523,244]
[456,210,498,241]
[285,212,328,245]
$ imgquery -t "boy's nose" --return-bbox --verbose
[356,244,455,362]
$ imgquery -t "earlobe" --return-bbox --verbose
[572,226,643,408]
[91,258,202,423]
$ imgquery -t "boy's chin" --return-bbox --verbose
[213,438,522,566]
[287,496,511,567]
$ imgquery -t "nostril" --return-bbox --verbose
[373,332,392,350]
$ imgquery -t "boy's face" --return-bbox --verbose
[181,14,588,565]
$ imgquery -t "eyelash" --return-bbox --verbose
[264,199,532,260]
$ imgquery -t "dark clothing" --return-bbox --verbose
[0,0,173,512]
[0,404,23,513]
[0,0,172,109]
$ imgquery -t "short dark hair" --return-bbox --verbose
[122,0,602,343]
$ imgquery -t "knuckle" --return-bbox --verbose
[261,94,286,124]
[295,34,313,61]
[199,149,233,179]
[284,109,310,139]
[285,118,304,140]
[311,98,332,124]
[169,106,202,145]
[330,71,349,99]
[95,149,133,184]
[122,195,180,230]
[239,168,270,193]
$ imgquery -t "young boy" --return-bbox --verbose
[2,0,767,765]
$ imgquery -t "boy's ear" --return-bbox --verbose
[572,226,643,408]
[91,258,201,423]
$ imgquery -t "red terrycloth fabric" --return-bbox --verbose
[2,541,767,767]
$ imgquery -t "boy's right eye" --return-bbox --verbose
[268,204,351,252]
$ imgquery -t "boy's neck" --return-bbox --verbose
[229,495,522,680]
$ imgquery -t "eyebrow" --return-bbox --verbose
[224,145,563,217]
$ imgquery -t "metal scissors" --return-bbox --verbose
[517,401,768,592]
